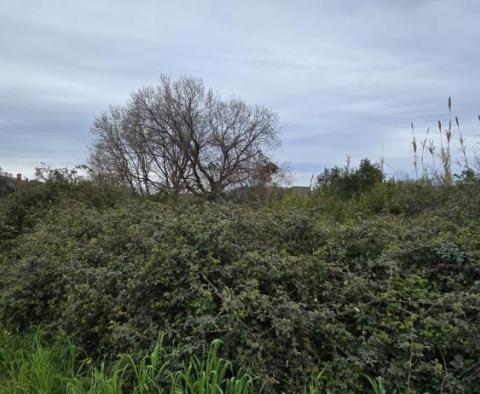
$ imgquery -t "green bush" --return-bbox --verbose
[0,175,17,197]
[316,159,383,200]
[1,179,480,392]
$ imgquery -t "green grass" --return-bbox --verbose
[0,328,388,393]
[0,327,81,394]
[364,376,387,394]
[0,328,256,394]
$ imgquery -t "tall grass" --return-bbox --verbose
[0,328,254,394]
[364,376,387,394]
[411,97,480,184]
[0,327,81,394]
[0,327,389,393]
[171,339,254,394]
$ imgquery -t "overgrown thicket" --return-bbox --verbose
[1,97,479,392]
[1,170,479,393]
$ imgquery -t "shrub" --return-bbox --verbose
[316,159,383,199]
[1,177,480,392]
[0,175,17,197]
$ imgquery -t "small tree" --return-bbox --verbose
[316,158,383,199]
[90,75,280,200]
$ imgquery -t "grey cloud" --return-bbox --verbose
[1,0,479,183]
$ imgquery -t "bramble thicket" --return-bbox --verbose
[1,95,480,393]
[1,164,480,392]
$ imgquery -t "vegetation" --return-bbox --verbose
[410,97,480,184]
[0,328,255,393]
[0,167,18,197]
[315,158,384,199]
[1,96,480,392]
[89,76,280,200]
[1,164,480,393]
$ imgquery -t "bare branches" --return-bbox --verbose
[89,75,280,199]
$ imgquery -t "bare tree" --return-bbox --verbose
[90,75,280,199]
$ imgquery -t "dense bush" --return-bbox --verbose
[1,179,480,392]
[0,175,17,197]
[316,159,384,200]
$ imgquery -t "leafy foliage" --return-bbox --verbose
[1,176,480,392]
[316,158,384,199]
[0,175,17,197]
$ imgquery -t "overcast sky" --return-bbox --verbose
[1,0,479,184]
